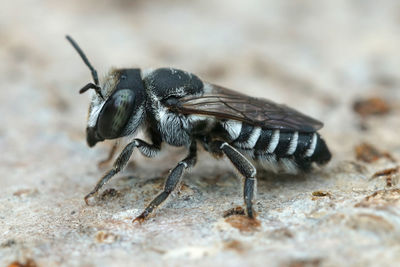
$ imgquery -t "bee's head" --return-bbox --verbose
[66,36,146,147]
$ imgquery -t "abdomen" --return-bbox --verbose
[221,120,331,174]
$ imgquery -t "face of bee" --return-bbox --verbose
[85,69,146,147]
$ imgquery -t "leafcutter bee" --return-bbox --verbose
[66,35,331,222]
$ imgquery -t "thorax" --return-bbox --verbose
[148,98,217,147]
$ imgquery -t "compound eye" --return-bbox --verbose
[97,89,135,139]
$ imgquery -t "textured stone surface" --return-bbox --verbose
[1,1,400,266]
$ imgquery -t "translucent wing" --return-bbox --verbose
[171,84,323,132]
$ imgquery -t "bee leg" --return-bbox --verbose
[133,142,197,223]
[97,141,118,168]
[85,139,159,205]
[214,141,257,219]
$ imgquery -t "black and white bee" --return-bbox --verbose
[66,36,331,222]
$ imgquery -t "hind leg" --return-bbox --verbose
[209,140,257,218]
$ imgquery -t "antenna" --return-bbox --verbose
[66,35,99,85]
[66,35,104,99]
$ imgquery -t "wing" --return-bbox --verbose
[170,84,323,132]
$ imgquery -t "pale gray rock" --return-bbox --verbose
[1,1,400,266]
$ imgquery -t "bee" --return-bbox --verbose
[66,35,331,222]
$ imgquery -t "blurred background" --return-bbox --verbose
[1,1,400,266]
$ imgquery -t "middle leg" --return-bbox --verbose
[133,141,197,222]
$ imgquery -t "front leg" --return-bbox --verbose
[133,141,197,223]
[84,139,160,204]
[97,141,118,168]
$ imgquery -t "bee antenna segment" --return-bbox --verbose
[66,35,100,87]
[79,83,104,99]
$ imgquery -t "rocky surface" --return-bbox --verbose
[1,1,400,266]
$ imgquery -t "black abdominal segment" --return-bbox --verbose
[254,129,273,151]
[274,132,293,158]
[235,123,254,143]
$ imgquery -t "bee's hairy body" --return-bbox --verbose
[67,35,330,222]
[91,68,330,173]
